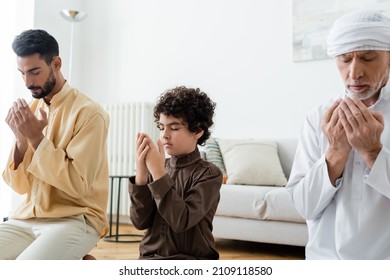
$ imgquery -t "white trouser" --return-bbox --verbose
[0,215,99,260]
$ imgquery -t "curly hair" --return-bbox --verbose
[154,86,216,145]
[12,29,59,65]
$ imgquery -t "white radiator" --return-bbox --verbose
[102,102,159,217]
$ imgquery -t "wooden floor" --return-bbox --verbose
[90,223,305,260]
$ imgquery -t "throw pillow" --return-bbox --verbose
[218,139,287,186]
[204,138,227,182]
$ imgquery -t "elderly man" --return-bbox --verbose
[286,10,390,259]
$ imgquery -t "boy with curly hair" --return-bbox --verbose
[128,86,223,259]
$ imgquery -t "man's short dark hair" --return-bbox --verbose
[154,86,217,146]
[12,29,59,65]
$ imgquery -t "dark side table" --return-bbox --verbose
[104,175,143,243]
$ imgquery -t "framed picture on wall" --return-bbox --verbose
[292,0,390,62]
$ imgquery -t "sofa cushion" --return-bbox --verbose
[204,137,227,180]
[259,188,305,223]
[218,139,287,186]
[216,184,304,223]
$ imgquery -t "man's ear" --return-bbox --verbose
[52,56,62,70]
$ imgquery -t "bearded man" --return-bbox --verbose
[287,10,390,259]
[0,29,109,260]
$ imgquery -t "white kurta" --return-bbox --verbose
[286,81,390,259]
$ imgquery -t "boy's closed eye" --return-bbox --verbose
[157,122,184,131]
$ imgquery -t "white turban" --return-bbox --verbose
[327,10,390,57]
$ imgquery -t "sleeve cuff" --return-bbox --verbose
[148,174,173,200]
[27,137,50,173]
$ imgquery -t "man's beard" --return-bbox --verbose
[28,69,56,99]
[345,76,388,102]
[345,87,378,101]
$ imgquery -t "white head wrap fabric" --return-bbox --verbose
[327,10,390,57]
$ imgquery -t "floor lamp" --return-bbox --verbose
[60,9,87,83]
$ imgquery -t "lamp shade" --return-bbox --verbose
[60,9,87,22]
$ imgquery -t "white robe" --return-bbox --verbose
[286,82,390,259]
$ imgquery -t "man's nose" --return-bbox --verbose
[349,59,364,80]
[24,75,34,88]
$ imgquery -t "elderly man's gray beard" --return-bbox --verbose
[345,76,388,101]
[345,87,379,101]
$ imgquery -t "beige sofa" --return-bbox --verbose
[203,138,308,247]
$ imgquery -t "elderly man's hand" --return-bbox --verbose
[338,97,384,168]
[322,99,352,185]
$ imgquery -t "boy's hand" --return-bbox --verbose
[135,132,150,185]
[145,137,166,181]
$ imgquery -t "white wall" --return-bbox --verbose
[34,0,345,139]
[0,0,35,218]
